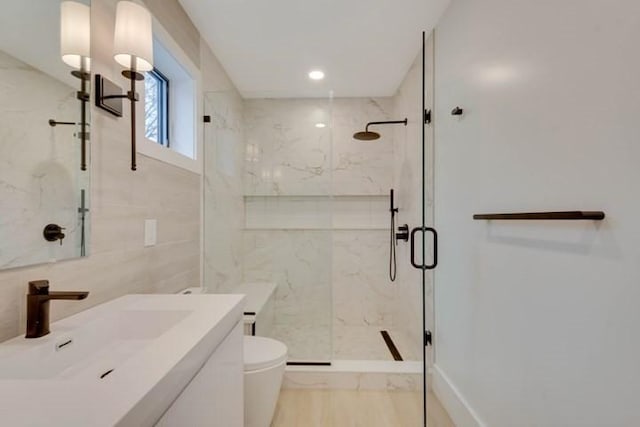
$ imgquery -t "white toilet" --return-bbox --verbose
[244,335,288,427]
[179,286,286,426]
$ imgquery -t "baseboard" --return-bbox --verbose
[431,364,486,427]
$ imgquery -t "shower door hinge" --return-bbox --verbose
[424,109,432,124]
[424,330,432,347]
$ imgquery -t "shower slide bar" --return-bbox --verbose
[473,211,605,220]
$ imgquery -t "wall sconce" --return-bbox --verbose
[113,0,153,171]
[94,1,153,171]
[59,1,91,171]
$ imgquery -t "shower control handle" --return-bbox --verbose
[410,226,438,270]
[396,224,409,243]
[43,224,66,245]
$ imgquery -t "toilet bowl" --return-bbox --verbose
[244,336,287,427]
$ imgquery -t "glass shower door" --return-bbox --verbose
[420,31,438,426]
[388,30,437,426]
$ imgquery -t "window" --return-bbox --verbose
[137,28,199,172]
[144,68,169,147]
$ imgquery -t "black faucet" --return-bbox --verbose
[26,280,89,339]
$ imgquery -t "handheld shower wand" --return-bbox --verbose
[389,189,410,282]
[390,189,398,281]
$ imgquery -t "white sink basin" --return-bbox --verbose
[0,294,244,426]
[0,309,190,380]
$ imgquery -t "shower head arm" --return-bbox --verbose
[365,119,408,132]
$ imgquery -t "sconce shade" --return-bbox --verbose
[60,1,91,70]
[113,1,154,72]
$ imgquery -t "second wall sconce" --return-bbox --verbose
[95,1,154,171]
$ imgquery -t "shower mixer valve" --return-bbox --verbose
[396,224,409,243]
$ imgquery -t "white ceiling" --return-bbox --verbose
[178,0,451,98]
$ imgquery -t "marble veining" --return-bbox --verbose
[243,98,394,197]
[244,98,333,196]
[242,230,332,361]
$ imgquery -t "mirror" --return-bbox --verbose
[0,0,91,269]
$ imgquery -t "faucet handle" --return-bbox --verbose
[28,280,50,295]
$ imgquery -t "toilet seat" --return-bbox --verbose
[244,336,287,371]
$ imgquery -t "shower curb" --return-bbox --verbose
[283,360,422,391]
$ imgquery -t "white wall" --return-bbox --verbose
[433,0,640,426]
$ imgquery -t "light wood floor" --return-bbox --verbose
[271,389,455,427]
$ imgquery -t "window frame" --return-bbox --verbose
[145,67,170,148]
[135,16,202,175]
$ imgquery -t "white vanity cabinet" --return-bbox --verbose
[156,322,244,426]
[0,295,245,427]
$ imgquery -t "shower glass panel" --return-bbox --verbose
[203,90,245,295]
[203,91,334,362]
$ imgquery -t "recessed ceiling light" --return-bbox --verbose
[315,122,327,128]
[308,70,325,81]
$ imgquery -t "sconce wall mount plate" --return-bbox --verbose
[95,74,124,117]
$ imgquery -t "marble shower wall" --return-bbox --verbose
[242,229,333,361]
[242,97,400,360]
[244,98,393,196]
[332,230,395,360]
[331,98,395,195]
[244,98,333,196]
[0,50,88,269]
[203,90,245,293]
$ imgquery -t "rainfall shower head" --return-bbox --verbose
[352,119,408,141]
[353,130,381,141]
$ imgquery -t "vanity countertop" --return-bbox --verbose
[0,294,245,426]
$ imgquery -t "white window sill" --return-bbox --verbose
[138,137,202,174]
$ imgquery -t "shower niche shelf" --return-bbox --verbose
[243,227,388,231]
[245,194,389,230]
[243,194,390,198]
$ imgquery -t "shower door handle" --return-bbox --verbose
[410,226,438,270]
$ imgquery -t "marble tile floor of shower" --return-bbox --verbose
[271,389,455,427]
[273,323,420,362]
[333,326,420,361]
